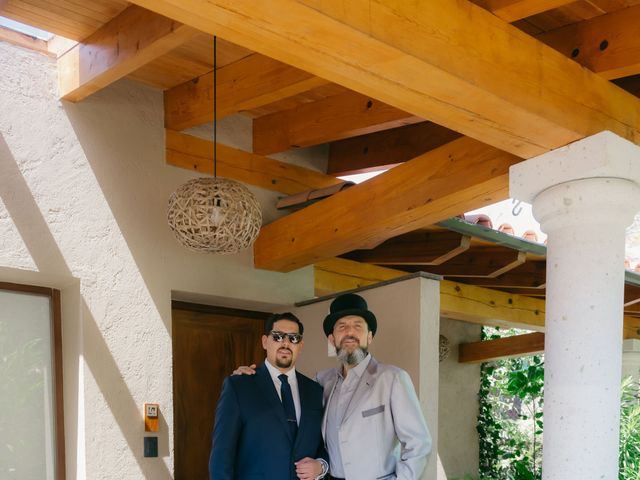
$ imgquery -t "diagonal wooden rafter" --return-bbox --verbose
[252,90,422,155]
[344,230,471,266]
[165,129,341,194]
[164,54,328,131]
[128,0,640,159]
[58,5,199,102]
[401,249,528,278]
[255,137,519,271]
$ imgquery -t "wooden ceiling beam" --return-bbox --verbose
[458,332,545,363]
[164,54,328,131]
[127,0,640,159]
[538,4,640,80]
[254,137,518,271]
[165,129,341,195]
[472,0,575,23]
[253,90,422,155]
[345,230,471,266]
[313,258,406,297]
[58,5,198,102]
[328,122,462,176]
[315,258,640,339]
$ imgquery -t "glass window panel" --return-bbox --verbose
[0,289,56,480]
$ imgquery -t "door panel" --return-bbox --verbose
[173,302,266,480]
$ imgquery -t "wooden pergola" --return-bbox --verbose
[3,2,640,478]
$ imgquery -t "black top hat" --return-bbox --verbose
[323,293,377,337]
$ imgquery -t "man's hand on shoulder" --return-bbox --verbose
[232,364,257,375]
[294,457,326,480]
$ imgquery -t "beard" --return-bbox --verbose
[275,348,293,369]
[336,336,368,366]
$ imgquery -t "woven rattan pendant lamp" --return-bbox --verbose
[167,37,262,254]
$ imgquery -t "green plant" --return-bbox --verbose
[619,375,640,480]
[477,327,544,480]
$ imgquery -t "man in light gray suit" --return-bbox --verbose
[234,293,432,479]
[317,293,431,480]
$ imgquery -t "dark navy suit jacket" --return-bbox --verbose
[209,362,326,479]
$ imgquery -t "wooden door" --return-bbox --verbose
[172,302,267,480]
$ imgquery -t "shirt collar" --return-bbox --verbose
[265,359,297,382]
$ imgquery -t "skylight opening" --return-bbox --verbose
[338,169,387,184]
[0,16,54,41]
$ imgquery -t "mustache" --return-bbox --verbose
[340,336,359,344]
[278,347,292,354]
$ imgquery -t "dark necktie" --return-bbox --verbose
[279,373,298,439]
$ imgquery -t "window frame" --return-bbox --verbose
[0,281,66,480]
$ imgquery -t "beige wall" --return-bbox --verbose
[294,275,441,480]
[0,40,325,479]
[438,318,481,479]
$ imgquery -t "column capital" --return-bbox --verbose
[510,131,640,202]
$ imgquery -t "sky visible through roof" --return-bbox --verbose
[0,16,54,40]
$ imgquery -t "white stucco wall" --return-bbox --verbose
[0,40,325,479]
[438,318,481,479]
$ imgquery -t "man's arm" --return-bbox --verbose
[389,370,432,480]
[209,377,242,480]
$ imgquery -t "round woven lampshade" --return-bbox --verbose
[167,177,262,254]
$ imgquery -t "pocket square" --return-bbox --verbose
[362,405,385,417]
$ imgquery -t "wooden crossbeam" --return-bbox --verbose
[345,230,470,266]
[315,258,640,339]
[314,258,547,330]
[472,0,574,22]
[253,90,422,155]
[254,137,518,271]
[128,0,640,159]
[0,25,51,56]
[314,258,407,297]
[538,5,640,80]
[57,6,198,102]
[165,129,341,195]
[458,332,545,363]
[328,122,461,176]
[164,54,327,131]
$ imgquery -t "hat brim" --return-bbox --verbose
[323,309,377,337]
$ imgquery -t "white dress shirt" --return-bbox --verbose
[264,359,301,424]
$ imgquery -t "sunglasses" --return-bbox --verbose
[269,330,303,344]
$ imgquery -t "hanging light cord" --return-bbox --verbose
[213,35,217,179]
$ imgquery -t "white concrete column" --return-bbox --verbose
[623,339,640,381]
[511,131,640,480]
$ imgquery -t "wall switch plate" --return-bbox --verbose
[144,436,158,458]
[144,403,159,432]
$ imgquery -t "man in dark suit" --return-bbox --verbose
[209,312,328,480]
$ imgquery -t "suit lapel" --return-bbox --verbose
[321,369,340,438]
[342,356,379,423]
[256,363,293,442]
[293,372,312,450]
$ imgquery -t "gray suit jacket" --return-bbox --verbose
[316,356,432,480]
